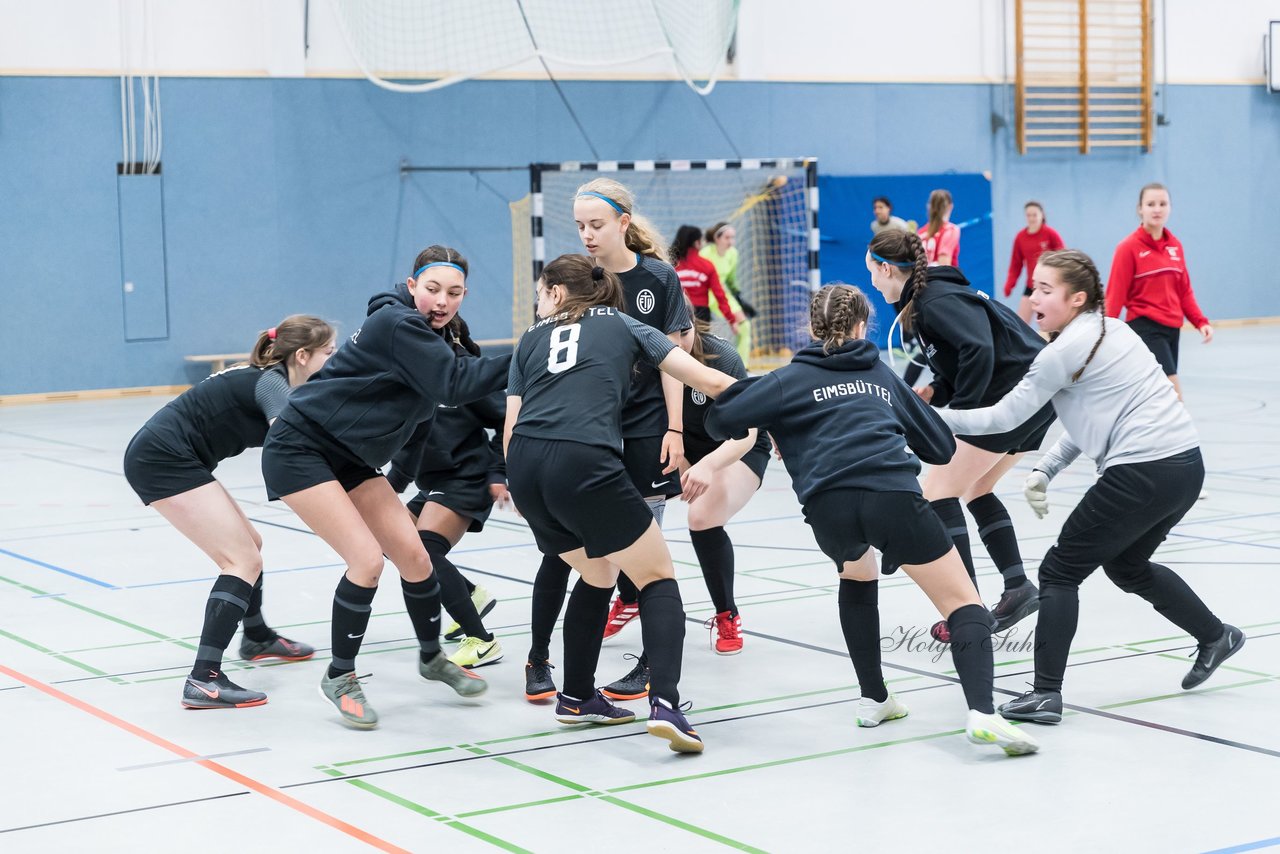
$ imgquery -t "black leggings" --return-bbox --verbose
[1033,449,1223,692]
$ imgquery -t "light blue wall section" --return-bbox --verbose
[1,76,1275,394]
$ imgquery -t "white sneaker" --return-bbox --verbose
[855,693,909,727]
[966,709,1040,756]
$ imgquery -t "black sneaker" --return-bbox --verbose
[1182,624,1245,690]
[525,659,557,702]
[239,634,315,662]
[555,689,636,726]
[998,688,1063,724]
[991,581,1039,634]
[601,654,649,701]
[181,670,268,710]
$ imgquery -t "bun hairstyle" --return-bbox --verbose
[574,177,665,260]
[249,315,335,368]
[1036,249,1106,382]
[867,227,929,332]
[541,253,623,324]
[810,284,873,354]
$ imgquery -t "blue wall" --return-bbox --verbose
[1,76,1276,394]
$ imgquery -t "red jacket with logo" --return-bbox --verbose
[1105,226,1208,329]
[676,249,735,318]
[1004,224,1065,296]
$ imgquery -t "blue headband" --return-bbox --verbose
[870,251,915,269]
[576,191,627,215]
[414,261,466,278]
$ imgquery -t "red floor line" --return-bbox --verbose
[0,664,411,853]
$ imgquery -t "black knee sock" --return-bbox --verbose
[691,527,736,616]
[419,531,492,642]
[191,575,253,679]
[948,603,995,713]
[240,574,277,642]
[561,578,614,699]
[328,575,377,679]
[838,579,886,702]
[638,578,685,705]
[529,554,572,663]
[1113,562,1225,644]
[1033,581,1076,693]
[931,498,978,588]
[616,571,640,605]
[401,576,443,663]
[967,493,1028,591]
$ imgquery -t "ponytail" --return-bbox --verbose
[868,229,930,333]
[542,254,624,324]
[575,177,665,260]
[924,189,952,240]
[1037,249,1107,382]
[249,315,336,369]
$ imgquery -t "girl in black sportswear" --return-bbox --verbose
[385,297,508,671]
[866,228,1054,640]
[260,245,510,730]
[123,315,335,710]
[705,284,1040,757]
[675,295,771,655]
[505,254,739,754]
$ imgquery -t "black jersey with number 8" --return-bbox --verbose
[509,307,676,454]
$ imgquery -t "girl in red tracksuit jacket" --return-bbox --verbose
[1004,201,1064,325]
[1106,183,1213,400]
[671,225,738,331]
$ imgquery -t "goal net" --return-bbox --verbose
[513,159,820,370]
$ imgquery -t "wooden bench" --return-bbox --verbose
[184,353,250,374]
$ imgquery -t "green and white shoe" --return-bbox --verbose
[855,692,909,728]
[966,709,1040,756]
[448,636,504,669]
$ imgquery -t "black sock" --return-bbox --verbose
[967,493,1028,591]
[616,571,640,606]
[948,603,995,713]
[1034,582,1077,693]
[838,579,886,702]
[931,498,978,588]
[638,578,685,705]
[419,531,492,642]
[691,527,736,616]
[191,575,253,679]
[561,578,613,699]
[529,554,572,663]
[241,575,276,642]
[402,576,443,663]
[328,575,377,679]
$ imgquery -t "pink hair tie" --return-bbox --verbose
[267,327,277,340]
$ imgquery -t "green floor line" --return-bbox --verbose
[1096,677,1276,710]
[330,744,455,768]
[343,778,534,854]
[455,793,584,819]
[0,627,125,683]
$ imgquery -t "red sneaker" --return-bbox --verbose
[602,597,640,641]
[712,610,743,655]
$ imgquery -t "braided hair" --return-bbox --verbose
[1037,249,1107,382]
[810,284,873,353]
[868,228,929,332]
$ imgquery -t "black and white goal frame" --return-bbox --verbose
[528,158,820,288]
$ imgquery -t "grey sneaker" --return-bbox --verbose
[318,671,378,729]
[419,651,488,697]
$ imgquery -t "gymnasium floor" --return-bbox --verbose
[1,327,1276,854]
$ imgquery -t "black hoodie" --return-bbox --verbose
[898,266,1044,409]
[705,339,954,504]
[280,283,511,469]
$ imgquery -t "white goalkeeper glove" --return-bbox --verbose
[1024,470,1050,519]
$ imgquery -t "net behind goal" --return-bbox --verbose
[512,159,819,370]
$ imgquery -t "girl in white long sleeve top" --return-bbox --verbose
[937,250,1242,725]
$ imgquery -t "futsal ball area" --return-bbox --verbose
[1,329,1276,853]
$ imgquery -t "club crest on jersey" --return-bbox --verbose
[1168,246,1179,260]
[691,390,707,406]
[637,289,655,314]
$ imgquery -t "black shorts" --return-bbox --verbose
[623,434,683,498]
[803,489,953,571]
[957,401,1056,455]
[123,428,216,505]
[684,436,769,485]
[508,435,653,559]
[1128,315,1180,376]
[693,304,713,323]
[261,418,382,501]
[405,472,495,533]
